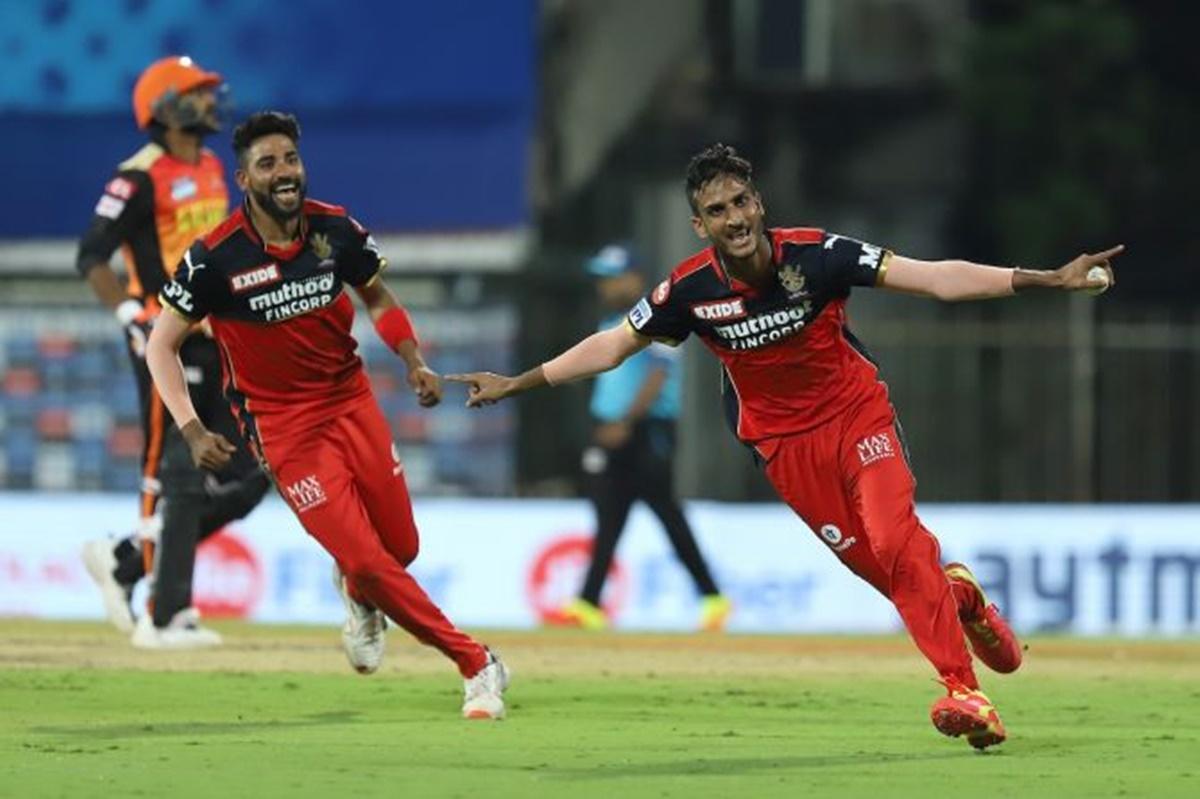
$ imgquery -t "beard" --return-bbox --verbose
[182,114,221,136]
[171,96,222,137]
[251,177,307,225]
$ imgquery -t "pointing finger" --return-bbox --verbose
[1090,244,1125,262]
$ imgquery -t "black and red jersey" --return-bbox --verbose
[76,142,228,305]
[158,199,387,445]
[627,227,892,456]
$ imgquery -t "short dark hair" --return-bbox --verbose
[685,143,755,213]
[232,111,301,166]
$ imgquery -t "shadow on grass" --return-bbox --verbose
[545,750,975,779]
[28,710,364,740]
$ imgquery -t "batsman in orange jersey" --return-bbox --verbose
[77,56,268,647]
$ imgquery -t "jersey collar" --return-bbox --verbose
[712,229,778,296]
[238,199,309,261]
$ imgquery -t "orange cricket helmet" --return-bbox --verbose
[132,56,223,129]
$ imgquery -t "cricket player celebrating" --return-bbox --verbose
[450,143,1121,748]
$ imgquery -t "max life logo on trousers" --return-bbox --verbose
[856,431,895,467]
[286,475,327,513]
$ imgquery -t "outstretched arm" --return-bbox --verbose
[447,323,650,408]
[881,245,1122,301]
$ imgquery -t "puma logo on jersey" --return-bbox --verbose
[183,250,207,282]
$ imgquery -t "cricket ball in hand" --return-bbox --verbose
[1084,265,1110,296]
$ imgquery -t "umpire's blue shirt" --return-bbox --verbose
[589,314,682,422]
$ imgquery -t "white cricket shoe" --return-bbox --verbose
[333,565,386,674]
[462,649,510,720]
[130,607,222,649]
[81,539,135,633]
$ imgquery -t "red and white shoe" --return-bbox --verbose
[944,562,1023,674]
[930,678,1007,750]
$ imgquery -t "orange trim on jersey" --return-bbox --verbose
[141,388,167,518]
[770,227,824,263]
[122,243,144,298]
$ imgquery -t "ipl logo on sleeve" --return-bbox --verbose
[629,298,653,330]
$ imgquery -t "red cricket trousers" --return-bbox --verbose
[261,399,487,678]
[762,394,978,689]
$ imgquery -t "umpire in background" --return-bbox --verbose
[557,244,732,631]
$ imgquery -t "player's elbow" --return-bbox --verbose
[605,351,630,371]
[929,283,959,302]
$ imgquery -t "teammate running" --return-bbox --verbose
[448,143,1122,748]
[145,111,509,719]
[77,56,268,647]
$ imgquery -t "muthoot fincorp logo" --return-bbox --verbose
[249,273,338,321]
[712,304,811,350]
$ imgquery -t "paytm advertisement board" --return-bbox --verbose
[0,494,1197,636]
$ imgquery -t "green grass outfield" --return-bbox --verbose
[1,621,1197,798]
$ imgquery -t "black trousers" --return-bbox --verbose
[113,332,268,624]
[579,418,719,605]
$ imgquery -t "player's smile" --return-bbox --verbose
[726,224,755,254]
[271,178,301,207]
[691,175,765,261]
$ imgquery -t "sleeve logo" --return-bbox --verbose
[105,177,136,200]
[858,243,883,270]
[651,279,671,305]
[628,298,653,330]
[94,195,125,220]
[162,281,194,313]
[182,249,207,282]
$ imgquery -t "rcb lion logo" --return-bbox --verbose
[311,233,333,260]
[778,264,807,297]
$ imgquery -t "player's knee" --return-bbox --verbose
[395,536,418,567]
[342,559,382,592]
[160,469,208,500]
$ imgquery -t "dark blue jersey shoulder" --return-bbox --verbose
[627,228,888,351]
[160,200,384,323]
